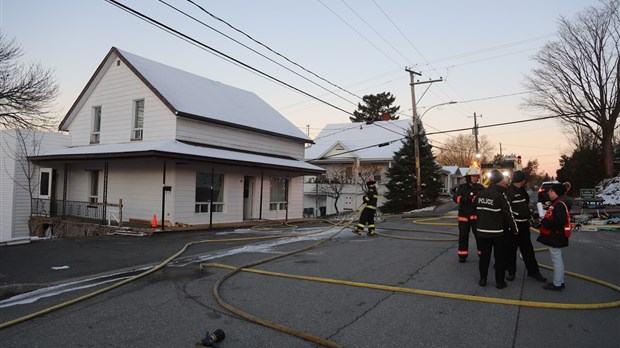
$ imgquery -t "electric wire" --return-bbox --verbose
[183,0,363,101]
[158,0,358,107]
[104,0,356,117]
[317,0,403,68]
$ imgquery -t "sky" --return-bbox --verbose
[0,0,605,176]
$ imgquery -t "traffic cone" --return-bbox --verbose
[151,214,158,228]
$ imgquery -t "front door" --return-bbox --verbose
[243,176,254,220]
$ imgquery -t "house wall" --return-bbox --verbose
[66,56,176,146]
[0,130,69,242]
[177,118,305,159]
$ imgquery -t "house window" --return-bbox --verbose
[131,99,144,140]
[39,168,52,199]
[91,106,101,144]
[89,170,99,204]
[269,178,288,210]
[195,172,224,213]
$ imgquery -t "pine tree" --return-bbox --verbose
[349,92,400,123]
[381,123,443,213]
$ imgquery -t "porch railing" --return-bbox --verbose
[31,198,123,226]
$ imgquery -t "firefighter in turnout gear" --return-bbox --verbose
[357,179,379,236]
[452,167,485,262]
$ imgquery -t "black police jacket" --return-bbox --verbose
[476,183,518,238]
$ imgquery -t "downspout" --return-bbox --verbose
[102,162,108,225]
[209,167,214,228]
[284,176,289,223]
[161,161,166,230]
[259,171,264,220]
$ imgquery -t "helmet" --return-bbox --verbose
[366,178,376,186]
[465,167,480,176]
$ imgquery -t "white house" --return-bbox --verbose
[304,119,411,215]
[27,47,323,234]
[1,129,70,243]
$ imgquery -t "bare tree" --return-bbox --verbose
[0,33,59,130]
[355,164,383,194]
[318,168,348,214]
[434,134,494,167]
[523,0,619,177]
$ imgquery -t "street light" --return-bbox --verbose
[413,100,457,207]
[419,101,457,121]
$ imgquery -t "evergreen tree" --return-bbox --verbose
[350,92,400,123]
[382,123,443,213]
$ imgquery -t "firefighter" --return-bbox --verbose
[356,179,379,236]
[452,167,485,263]
[505,171,547,283]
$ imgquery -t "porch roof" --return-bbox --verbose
[29,140,324,175]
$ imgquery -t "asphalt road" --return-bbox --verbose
[0,214,619,347]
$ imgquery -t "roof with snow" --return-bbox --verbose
[30,140,324,174]
[305,119,411,162]
[59,47,310,143]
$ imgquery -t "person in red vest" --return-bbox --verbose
[537,183,571,291]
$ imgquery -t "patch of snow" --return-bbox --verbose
[596,175,620,205]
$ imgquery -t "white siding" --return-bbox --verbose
[176,118,305,159]
[0,130,18,242]
[64,161,173,224]
[67,54,176,146]
[0,130,69,242]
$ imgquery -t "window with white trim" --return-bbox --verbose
[269,178,288,210]
[195,172,224,213]
[39,168,52,199]
[89,170,99,204]
[131,99,144,140]
[90,106,101,144]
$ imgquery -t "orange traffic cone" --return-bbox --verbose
[151,214,158,228]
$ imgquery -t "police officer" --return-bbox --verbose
[476,170,518,289]
[452,167,485,263]
[356,179,379,236]
[505,171,547,282]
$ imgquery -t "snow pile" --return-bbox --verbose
[596,175,620,205]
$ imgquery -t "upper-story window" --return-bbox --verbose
[131,99,144,141]
[90,106,101,144]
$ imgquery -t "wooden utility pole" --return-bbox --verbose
[405,67,443,208]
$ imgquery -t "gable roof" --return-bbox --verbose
[305,119,411,162]
[59,47,310,143]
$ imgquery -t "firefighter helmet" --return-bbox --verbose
[366,178,376,186]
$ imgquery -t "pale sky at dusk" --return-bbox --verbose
[1,0,605,176]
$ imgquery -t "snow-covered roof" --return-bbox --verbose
[31,140,324,174]
[305,119,411,161]
[60,47,310,142]
[442,165,460,175]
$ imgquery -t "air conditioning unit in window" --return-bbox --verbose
[132,129,143,140]
[90,133,100,144]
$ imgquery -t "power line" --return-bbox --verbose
[312,111,586,160]
[104,0,356,116]
[183,0,363,101]
[317,0,402,68]
[158,0,358,107]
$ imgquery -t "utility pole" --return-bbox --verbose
[406,67,443,208]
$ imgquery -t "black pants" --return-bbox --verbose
[457,219,479,258]
[357,208,375,232]
[506,222,541,276]
[478,235,508,283]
